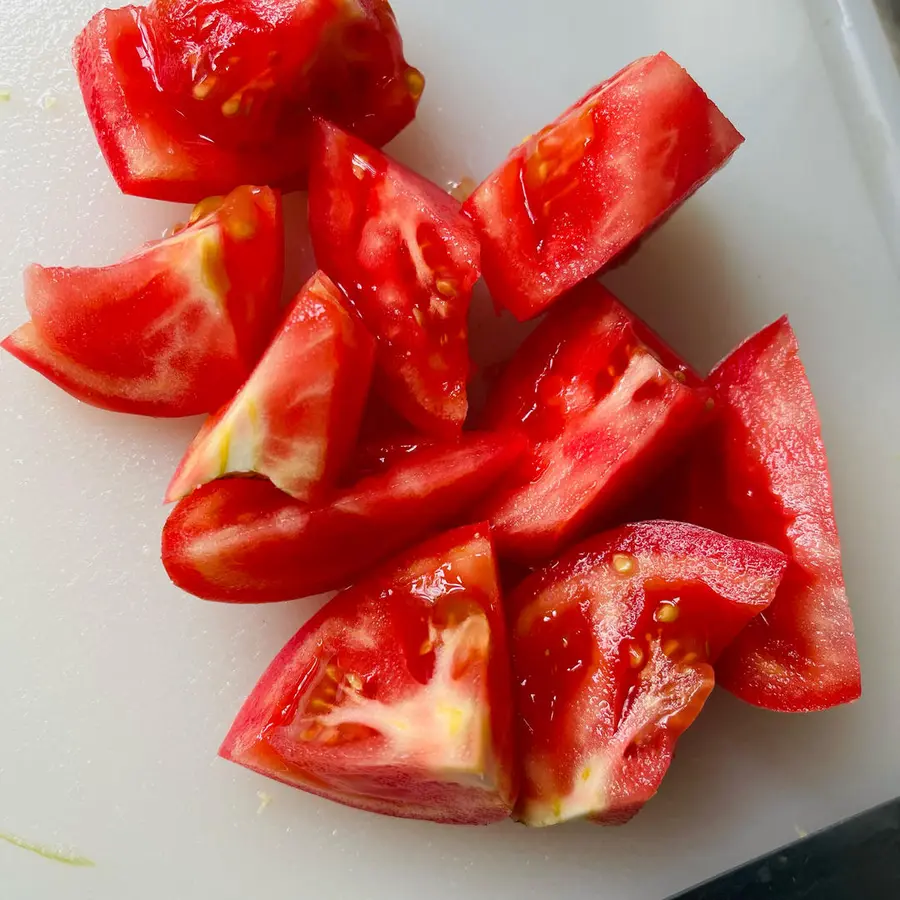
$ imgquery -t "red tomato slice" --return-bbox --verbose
[2,186,282,417]
[220,524,516,824]
[75,2,422,202]
[510,521,787,826]
[463,52,744,321]
[475,280,710,564]
[162,433,523,603]
[689,318,861,712]
[166,272,374,503]
[309,121,480,436]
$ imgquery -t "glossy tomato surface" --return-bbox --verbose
[690,318,861,712]
[475,280,710,564]
[166,271,374,503]
[2,186,283,417]
[463,52,744,320]
[162,433,523,603]
[75,2,422,202]
[510,521,787,827]
[309,121,480,436]
[220,524,517,824]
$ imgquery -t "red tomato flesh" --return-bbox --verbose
[475,280,710,564]
[166,271,374,503]
[2,186,282,417]
[74,2,422,202]
[219,524,517,824]
[162,433,523,603]
[309,121,480,436]
[511,521,787,826]
[688,318,861,712]
[463,52,744,320]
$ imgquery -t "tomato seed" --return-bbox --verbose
[654,602,679,623]
[404,67,425,99]
[612,553,636,575]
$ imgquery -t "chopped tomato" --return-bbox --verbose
[463,52,744,320]
[166,271,374,503]
[1,186,282,417]
[162,433,523,603]
[219,524,517,824]
[510,521,787,826]
[309,121,480,436]
[75,2,422,202]
[688,318,861,712]
[474,280,710,564]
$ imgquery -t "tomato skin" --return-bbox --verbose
[687,318,861,713]
[2,186,283,417]
[166,271,374,503]
[162,433,524,602]
[475,280,710,564]
[74,2,421,202]
[463,52,744,321]
[309,121,480,437]
[219,524,517,824]
[510,521,787,826]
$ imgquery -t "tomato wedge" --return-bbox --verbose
[162,433,523,603]
[463,52,744,320]
[309,121,480,436]
[511,521,787,826]
[166,272,374,503]
[2,186,282,417]
[75,2,422,202]
[220,524,517,824]
[475,280,710,564]
[687,318,861,712]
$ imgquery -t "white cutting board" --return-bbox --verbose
[1,1,899,898]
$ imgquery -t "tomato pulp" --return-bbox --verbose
[463,52,743,320]
[74,1,422,201]
[309,120,480,436]
[2,186,283,417]
[220,524,517,824]
[511,521,787,825]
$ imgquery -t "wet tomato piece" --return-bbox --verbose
[2,186,282,417]
[475,280,710,564]
[463,52,743,320]
[219,524,517,824]
[162,433,524,603]
[687,318,861,712]
[74,1,422,201]
[166,271,374,503]
[309,121,480,436]
[510,521,787,826]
